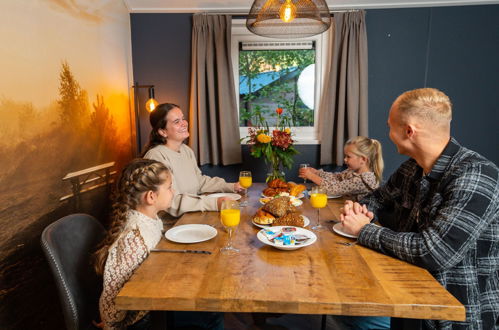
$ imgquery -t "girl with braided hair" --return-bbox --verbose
[94,159,223,330]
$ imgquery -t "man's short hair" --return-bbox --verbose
[394,88,452,126]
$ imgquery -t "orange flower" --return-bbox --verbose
[276,107,283,115]
[256,133,271,143]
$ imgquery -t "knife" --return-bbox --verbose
[150,248,212,254]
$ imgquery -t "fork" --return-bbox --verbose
[337,241,357,246]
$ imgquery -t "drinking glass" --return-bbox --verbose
[299,163,310,183]
[310,186,327,231]
[220,200,240,254]
[239,171,252,207]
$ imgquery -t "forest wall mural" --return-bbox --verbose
[0,1,133,328]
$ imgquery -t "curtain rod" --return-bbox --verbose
[196,9,361,15]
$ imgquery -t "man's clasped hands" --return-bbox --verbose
[340,200,375,236]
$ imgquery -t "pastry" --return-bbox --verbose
[253,209,275,225]
[289,184,306,197]
[262,187,278,197]
[268,178,288,188]
[262,187,289,197]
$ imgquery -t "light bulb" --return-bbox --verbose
[279,0,296,23]
[145,98,159,112]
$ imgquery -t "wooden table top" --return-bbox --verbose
[115,183,465,321]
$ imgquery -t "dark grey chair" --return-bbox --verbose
[41,213,106,330]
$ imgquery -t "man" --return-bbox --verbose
[341,88,498,329]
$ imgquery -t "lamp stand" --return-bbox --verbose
[132,82,155,157]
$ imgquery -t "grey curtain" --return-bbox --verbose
[319,11,368,165]
[188,14,242,165]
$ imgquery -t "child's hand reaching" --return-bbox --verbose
[298,167,321,184]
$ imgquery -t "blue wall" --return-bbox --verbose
[131,5,499,182]
[367,6,499,175]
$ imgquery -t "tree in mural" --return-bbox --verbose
[89,94,118,160]
[57,61,89,129]
[239,50,315,127]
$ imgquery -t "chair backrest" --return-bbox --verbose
[41,214,106,330]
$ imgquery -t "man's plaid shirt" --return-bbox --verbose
[358,138,498,329]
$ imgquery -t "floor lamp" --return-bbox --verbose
[132,82,158,156]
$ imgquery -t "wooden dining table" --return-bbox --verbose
[115,183,465,323]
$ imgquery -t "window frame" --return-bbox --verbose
[231,18,331,145]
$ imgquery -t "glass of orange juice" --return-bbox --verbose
[310,186,327,231]
[220,200,241,254]
[238,171,252,207]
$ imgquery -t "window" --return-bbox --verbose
[232,19,331,144]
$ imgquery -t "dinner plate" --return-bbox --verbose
[328,194,342,199]
[206,193,241,201]
[257,226,317,250]
[252,215,310,229]
[259,196,303,207]
[332,223,358,238]
[164,224,218,243]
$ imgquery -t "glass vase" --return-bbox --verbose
[266,153,285,182]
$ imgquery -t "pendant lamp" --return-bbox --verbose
[246,0,331,39]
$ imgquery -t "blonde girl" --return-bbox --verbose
[299,136,384,200]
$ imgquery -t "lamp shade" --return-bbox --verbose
[246,0,331,38]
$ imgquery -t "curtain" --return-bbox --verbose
[318,11,368,165]
[188,14,242,166]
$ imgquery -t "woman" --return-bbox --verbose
[143,103,242,217]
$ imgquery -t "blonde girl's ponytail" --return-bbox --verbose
[345,136,384,183]
[370,139,384,183]
[93,159,170,275]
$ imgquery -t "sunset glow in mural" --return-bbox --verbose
[0,1,133,328]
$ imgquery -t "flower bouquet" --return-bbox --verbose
[243,107,299,182]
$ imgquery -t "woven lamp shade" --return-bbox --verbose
[246,0,331,38]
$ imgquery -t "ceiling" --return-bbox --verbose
[123,0,499,13]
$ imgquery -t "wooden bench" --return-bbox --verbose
[60,162,116,210]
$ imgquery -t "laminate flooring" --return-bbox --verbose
[224,313,343,330]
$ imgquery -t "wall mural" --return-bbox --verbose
[0,1,132,328]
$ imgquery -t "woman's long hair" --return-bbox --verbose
[141,103,180,156]
[93,158,170,275]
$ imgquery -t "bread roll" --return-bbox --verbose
[273,212,305,227]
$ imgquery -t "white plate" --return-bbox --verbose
[206,193,241,201]
[332,223,358,238]
[261,192,305,199]
[328,195,342,199]
[164,224,218,243]
[252,215,310,229]
[259,196,303,207]
[257,226,317,250]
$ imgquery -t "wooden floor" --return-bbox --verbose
[225,313,344,330]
